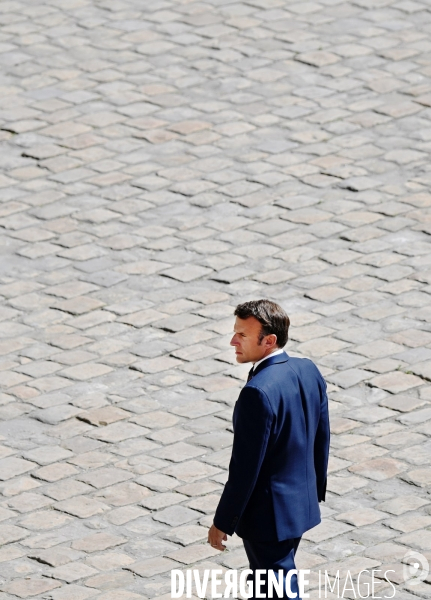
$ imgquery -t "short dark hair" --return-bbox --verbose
[234,299,290,348]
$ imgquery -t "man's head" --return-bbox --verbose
[230,299,290,364]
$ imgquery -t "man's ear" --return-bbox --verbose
[266,333,277,348]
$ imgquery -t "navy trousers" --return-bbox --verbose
[243,537,302,600]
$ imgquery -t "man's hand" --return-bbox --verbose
[208,524,227,551]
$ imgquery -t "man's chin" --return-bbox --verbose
[235,354,247,363]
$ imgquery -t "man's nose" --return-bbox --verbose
[230,335,238,346]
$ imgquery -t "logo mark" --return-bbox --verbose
[403,550,429,586]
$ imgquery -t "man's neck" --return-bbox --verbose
[253,348,284,370]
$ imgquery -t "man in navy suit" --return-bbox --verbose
[208,299,330,599]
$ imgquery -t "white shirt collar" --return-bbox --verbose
[253,348,284,371]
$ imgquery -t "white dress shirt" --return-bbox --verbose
[252,348,284,371]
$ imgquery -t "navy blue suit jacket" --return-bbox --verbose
[213,351,329,542]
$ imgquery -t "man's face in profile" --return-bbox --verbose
[230,316,272,364]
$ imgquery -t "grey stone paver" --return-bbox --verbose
[0,0,431,598]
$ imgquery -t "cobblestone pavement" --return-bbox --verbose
[1,0,431,598]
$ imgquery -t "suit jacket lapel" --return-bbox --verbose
[234,352,289,430]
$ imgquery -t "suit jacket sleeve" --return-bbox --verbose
[213,385,273,535]
[314,373,330,502]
